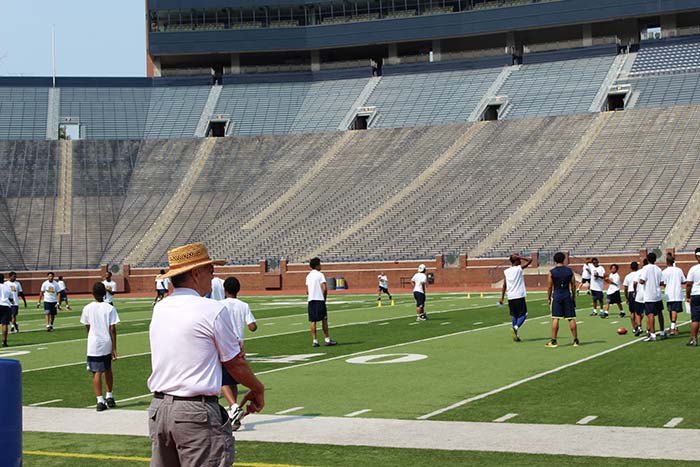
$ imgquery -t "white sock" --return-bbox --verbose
[671,322,677,330]
[97,396,105,404]
[231,403,239,410]
[313,339,318,344]
[325,337,331,343]
[106,392,113,399]
[514,325,519,330]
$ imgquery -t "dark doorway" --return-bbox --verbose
[482,104,501,121]
[607,93,626,111]
[207,121,227,137]
[351,115,369,130]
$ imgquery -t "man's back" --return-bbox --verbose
[306,269,325,301]
[222,297,256,341]
[80,302,120,357]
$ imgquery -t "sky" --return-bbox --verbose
[0,0,146,77]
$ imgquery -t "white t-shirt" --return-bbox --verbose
[606,272,620,295]
[306,269,326,302]
[0,283,13,307]
[590,266,605,292]
[581,263,592,280]
[210,277,225,301]
[640,264,663,303]
[222,298,256,342]
[102,280,117,303]
[5,280,21,305]
[41,280,60,303]
[503,265,526,300]
[662,266,686,302]
[148,288,241,397]
[635,271,646,304]
[687,264,700,296]
[155,277,166,290]
[412,272,427,294]
[80,301,120,357]
[378,275,388,289]
[622,272,637,295]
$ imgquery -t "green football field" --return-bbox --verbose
[6,290,698,429]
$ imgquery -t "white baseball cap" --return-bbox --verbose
[418,264,426,272]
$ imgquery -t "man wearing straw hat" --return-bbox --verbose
[147,242,265,467]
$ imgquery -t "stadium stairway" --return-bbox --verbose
[55,140,72,236]
[306,122,487,260]
[123,138,218,266]
[469,111,612,257]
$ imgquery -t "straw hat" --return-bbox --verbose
[161,242,225,278]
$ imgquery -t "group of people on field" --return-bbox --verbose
[499,249,700,348]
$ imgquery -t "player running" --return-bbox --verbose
[6,272,26,333]
[377,272,393,305]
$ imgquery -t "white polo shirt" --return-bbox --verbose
[503,265,526,300]
[411,272,427,294]
[640,264,663,303]
[80,301,120,357]
[148,288,241,397]
[378,275,388,289]
[662,266,686,302]
[590,266,605,292]
[155,277,166,290]
[102,280,117,303]
[306,269,326,302]
[210,277,225,301]
[41,280,59,303]
[5,280,21,306]
[622,272,637,294]
[222,298,256,341]
[607,272,620,295]
[0,283,13,307]
[687,264,700,296]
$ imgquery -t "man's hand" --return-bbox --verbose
[112,350,118,361]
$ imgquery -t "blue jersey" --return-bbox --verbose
[551,266,574,297]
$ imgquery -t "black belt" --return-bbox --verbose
[153,392,218,403]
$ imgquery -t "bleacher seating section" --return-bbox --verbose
[0,88,48,140]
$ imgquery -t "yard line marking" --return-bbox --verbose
[276,406,305,415]
[664,417,683,428]
[23,450,306,467]
[577,415,598,425]
[409,322,419,326]
[378,322,390,326]
[22,352,152,373]
[611,321,619,324]
[29,399,63,407]
[473,322,483,325]
[576,321,583,324]
[417,321,692,420]
[36,347,48,350]
[493,413,518,423]
[345,409,372,417]
[440,322,451,325]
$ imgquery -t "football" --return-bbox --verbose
[617,327,628,335]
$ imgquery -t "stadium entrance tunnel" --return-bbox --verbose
[207,119,229,137]
[606,84,630,111]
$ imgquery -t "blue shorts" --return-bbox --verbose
[0,306,10,325]
[667,301,682,312]
[691,296,700,323]
[10,305,19,317]
[59,291,68,300]
[507,297,527,318]
[222,365,238,387]
[156,288,167,296]
[628,292,639,314]
[413,291,426,309]
[44,302,57,316]
[86,354,112,373]
[307,300,328,322]
[644,301,663,316]
[591,290,604,302]
[606,291,621,305]
[551,294,575,319]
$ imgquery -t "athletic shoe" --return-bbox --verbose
[14,323,18,332]
[312,342,320,348]
[417,314,427,321]
[590,311,597,316]
[66,305,72,310]
[634,327,642,337]
[510,327,521,342]
[9,325,15,334]
[573,338,580,347]
[672,328,680,336]
[228,406,244,424]
[643,333,656,342]
[46,325,53,332]
[545,340,558,348]
[600,313,608,319]
[106,397,116,408]
[232,419,242,431]
[687,339,697,347]
[619,312,626,318]
[96,402,108,412]
[324,340,337,346]
[1,341,7,348]
[659,332,667,340]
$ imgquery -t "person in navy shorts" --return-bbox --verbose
[546,252,579,348]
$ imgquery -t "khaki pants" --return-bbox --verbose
[148,396,235,467]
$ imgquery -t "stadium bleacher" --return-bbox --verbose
[0,88,48,140]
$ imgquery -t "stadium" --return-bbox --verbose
[3,0,700,465]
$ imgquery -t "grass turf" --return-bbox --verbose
[22,432,700,467]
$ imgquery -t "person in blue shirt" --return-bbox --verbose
[546,252,579,348]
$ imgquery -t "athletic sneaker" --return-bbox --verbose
[14,323,18,332]
[590,311,598,316]
[573,338,580,347]
[643,333,656,342]
[619,312,626,318]
[545,340,558,348]
[312,342,320,348]
[324,340,338,346]
[232,419,242,431]
[46,325,53,332]
[600,312,609,319]
[510,327,521,342]
[9,324,15,334]
[96,402,108,412]
[634,327,642,337]
[106,397,116,408]
[687,339,697,347]
[417,314,427,321]
[658,332,667,340]
[1,341,7,348]
[228,406,244,424]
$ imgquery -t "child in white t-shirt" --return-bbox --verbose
[80,282,120,412]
